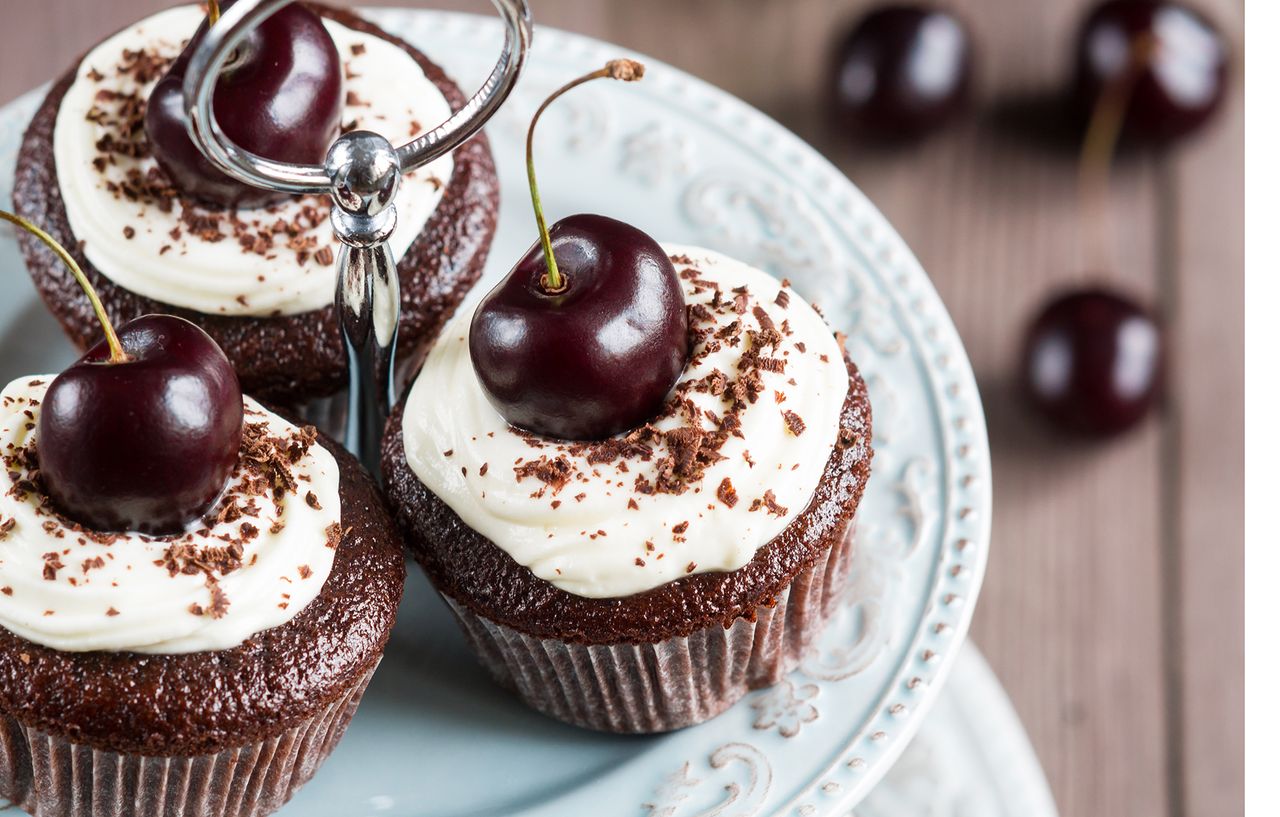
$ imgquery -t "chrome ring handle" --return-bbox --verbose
[179,0,533,472]
[182,0,532,192]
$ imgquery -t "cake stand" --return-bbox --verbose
[0,7,1022,815]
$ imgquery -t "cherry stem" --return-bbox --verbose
[208,0,220,25]
[1078,33,1156,273]
[0,211,127,364]
[526,59,646,293]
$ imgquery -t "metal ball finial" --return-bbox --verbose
[326,130,401,219]
[326,130,401,250]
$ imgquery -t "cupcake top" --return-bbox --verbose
[0,376,340,653]
[401,246,850,598]
[52,4,453,318]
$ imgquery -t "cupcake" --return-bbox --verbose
[383,246,873,732]
[0,374,405,815]
[0,207,403,813]
[12,2,498,404]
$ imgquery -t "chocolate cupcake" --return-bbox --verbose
[12,3,498,404]
[383,246,873,732]
[0,376,405,816]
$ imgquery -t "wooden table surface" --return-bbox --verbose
[0,1,1244,815]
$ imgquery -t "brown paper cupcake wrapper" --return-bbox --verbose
[444,524,857,733]
[0,660,378,817]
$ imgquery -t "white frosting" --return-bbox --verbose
[0,377,341,654]
[401,246,848,598]
[53,5,454,317]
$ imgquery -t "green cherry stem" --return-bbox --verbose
[0,211,127,364]
[1078,32,1156,274]
[526,59,645,293]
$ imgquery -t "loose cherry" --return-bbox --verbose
[1073,0,1229,144]
[469,61,689,441]
[830,5,973,141]
[1,212,243,534]
[145,0,343,208]
[1021,288,1162,437]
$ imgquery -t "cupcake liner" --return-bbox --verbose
[444,524,858,733]
[0,661,378,817]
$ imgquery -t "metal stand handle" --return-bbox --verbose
[182,0,532,470]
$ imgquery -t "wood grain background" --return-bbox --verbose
[0,1,1244,815]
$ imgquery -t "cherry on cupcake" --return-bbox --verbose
[1022,288,1162,437]
[145,0,343,208]
[469,60,689,441]
[829,4,974,141]
[0,211,243,534]
[1073,0,1229,144]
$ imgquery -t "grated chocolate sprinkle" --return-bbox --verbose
[716,477,739,508]
[782,410,806,436]
[513,455,573,496]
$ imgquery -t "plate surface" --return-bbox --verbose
[0,8,995,816]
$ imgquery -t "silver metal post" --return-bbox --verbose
[181,0,532,471]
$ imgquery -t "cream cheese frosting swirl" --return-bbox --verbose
[53,5,454,317]
[402,245,849,598]
[0,377,340,654]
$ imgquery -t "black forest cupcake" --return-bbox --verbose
[13,2,498,403]
[384,246,872,732]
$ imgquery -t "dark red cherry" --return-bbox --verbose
[1021,288,1162,437]
[467,60,686,441]
[830,4,973,141]
[39,315,243,534]
[1074,0,1229,144]
[145,0,343,208]
[470,214,688,441]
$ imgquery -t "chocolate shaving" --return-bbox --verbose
[749,490,789,517]
[207,582,230,619]
[716,478,739,508]
[155,540,243,579]
[782,410,807,436]
[41,552,64,581]
[325,522,343,549]
[513,455,573,495]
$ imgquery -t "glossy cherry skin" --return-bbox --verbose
[1021,289,1162,437]
[470,214,689,441]
[38,315,244,534]
[830,5,973,141]
[145,1,342,208]
[1074,0,1229,144]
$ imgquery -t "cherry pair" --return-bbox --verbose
[830,0,1229,145]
